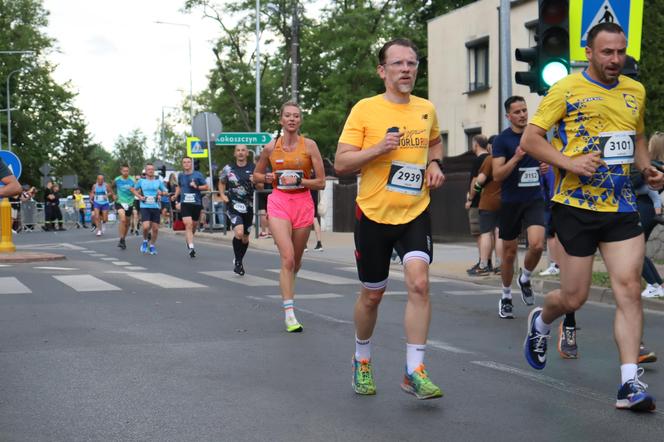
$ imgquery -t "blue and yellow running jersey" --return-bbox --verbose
[530,71,645,213]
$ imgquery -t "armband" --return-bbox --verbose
[473,181,484,193]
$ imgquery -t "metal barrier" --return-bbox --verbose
[253,189,272,239]
[18,200,43,232]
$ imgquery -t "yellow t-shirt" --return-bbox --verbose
[530,72,645,212]
[74,194,85,210]
[338,94,441,224]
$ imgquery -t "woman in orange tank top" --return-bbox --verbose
[254,101,326,332]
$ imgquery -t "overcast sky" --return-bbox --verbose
[43,0,221,153]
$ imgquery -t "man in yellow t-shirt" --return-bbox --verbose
[521,23,664,412]
[335,38,445,400]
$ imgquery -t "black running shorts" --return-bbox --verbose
[498,199,545,241]
[354,205,433,291]
[552,203,643,257]
[180,203,203,222]
[228,207,254,234]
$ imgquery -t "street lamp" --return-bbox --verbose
[154,21,194,130]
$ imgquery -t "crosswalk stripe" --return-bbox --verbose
[266,293,343,300]
[33,266,79,271]
[53,275,121,292]
[337,266,451,283]
[90,254,106,257]
[125,272,206,289]
[125,266,146,271]
[111,261,132,266]
[0,277,32,294]
[101,258,117,261]
[269,269,357,285]
[199,271,278,286]
[0,264,12,268]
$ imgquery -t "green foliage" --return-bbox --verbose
[640,3,664,135]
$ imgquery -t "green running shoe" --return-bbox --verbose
[285,316,303,333]
[352,356,376,395]
[401,364,443,400]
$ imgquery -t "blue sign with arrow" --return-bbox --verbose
[0,151,22,183]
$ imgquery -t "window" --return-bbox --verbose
[440,132,449,157]
[466,37,489,93]
[465,127,482,152]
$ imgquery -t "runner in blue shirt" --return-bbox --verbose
[131,164,167,255]
[173,156,208,258]
[491,96,546,318]
[89,174,115,237]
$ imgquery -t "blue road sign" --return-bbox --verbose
[580,0,630,47]
[0,150,22,182]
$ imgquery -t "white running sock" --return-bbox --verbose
[406,343,426,374]
[188,243,194,249]
[355,335,371,361]
[520,268,532,284]
[621,363,638,385]
[535,315,551,335]
[502,286,512,300]
[283,300,296,321]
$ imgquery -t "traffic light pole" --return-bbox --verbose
[499,0,512,131]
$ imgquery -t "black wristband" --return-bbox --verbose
[428,159,443,170]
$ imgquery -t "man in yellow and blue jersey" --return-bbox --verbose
[521,22,664,412]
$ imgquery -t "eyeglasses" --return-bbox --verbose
[382,59,419,69]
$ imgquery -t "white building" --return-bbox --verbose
[428,0,541,156]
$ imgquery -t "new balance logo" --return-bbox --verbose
[422,114,428,120]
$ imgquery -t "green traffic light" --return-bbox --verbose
[541,60,569,87]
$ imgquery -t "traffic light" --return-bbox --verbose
[515,0,570,95]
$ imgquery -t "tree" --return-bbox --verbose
[111,129,148,176]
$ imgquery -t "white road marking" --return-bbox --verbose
[124,272,206,289]
[0,264,12,268]
[442,289,498,296]
[90,254,106,257]
[266,293,343,300]
[81,250,96,254]
[269,269,357,285]
[124,266,146,271]
[337,266,451,283]
[101,258,118,261]
[428,339,476,355]
[53,275,121,292]
[0,277,32,294]
[111,261,132,266]
[295,307,353,324]
[470,360,664,417]
[200,271,278,286]
[33,266,79,271]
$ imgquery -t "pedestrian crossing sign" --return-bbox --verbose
[187,136,208,158]
[569,0,643,61]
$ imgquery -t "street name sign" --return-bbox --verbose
[215,133,272,146]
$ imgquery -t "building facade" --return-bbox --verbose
[428,0,540,156]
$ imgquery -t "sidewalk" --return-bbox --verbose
[175,228,664,312]
[0,251,66,263]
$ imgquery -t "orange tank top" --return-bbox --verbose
[269,135,312,193]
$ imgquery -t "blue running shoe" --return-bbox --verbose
[140,240,148,254]
[616,368,656,412]
[524,307,549,370]
[149,244,157,255]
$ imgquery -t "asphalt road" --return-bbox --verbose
[1,227,663,441]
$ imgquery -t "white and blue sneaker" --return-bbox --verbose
[524,307,549,370]
[140,240,148,254]
[149,244,157,256]
[616,368,656,412]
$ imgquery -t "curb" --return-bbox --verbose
[0,252,66,263]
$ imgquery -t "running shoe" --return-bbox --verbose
[539,264,560,276]
[352,356,376,395]
[524,307,549,370]
[140,240,148,254]
[90,225,96,232]
[118,238,126,250]
[285,316,303,333]
[149,245,157,255]
[400,364,443,400]
[314,242,324,252]
[639,343,657,364]
[641,284,664,298]
[468,266,491,276]
[96,230,102,237]
[493,266,501,275]
[557,322,578,359]
[466,262,480,275]
[517,269,534,305]
[498,298,514,319]
[616,368,656,411]
[189,248,196,258]
[233,259,245,276]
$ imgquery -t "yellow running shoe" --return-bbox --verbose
[400,364,443,400]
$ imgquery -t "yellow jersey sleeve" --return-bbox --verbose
[339,100,368,148]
